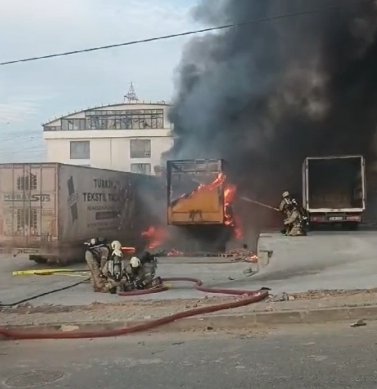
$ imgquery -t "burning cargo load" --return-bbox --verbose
[167,159,243,239]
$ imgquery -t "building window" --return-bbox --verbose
[131,163,152,175]
[86,109,164,130]
[130,139,151,158]
[70,141,90,159]
[62,119,86,130]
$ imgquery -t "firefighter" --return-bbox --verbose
[279,191,306,236]
[84,237,111,292]
[87,239,160,293]
[101,240,130,293]
[125,252,161,290]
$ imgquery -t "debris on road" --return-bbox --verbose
[350,319,367,328]
[225,248,258,263]
[270,292,291,302]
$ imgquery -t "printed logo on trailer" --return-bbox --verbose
[67,176,78,222]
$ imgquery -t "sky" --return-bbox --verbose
[0,0,199,162]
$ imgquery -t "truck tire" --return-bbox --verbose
[343,222,359,231]
[29,255,48,264]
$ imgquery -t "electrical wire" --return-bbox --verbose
[0,4,365,67]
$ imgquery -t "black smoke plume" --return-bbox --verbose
[167,0,377,209]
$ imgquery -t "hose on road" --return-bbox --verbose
[0,278,90,308]
[0,277,268,340]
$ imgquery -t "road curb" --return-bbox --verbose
[2,304,377,337]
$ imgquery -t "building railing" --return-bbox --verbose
[43,108,176,131]
[43,125,173,131]
[43,126,62,131]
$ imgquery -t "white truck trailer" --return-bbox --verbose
[0,163,163,264]
[302,155,366,228]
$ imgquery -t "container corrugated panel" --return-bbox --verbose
[0,163,59,248]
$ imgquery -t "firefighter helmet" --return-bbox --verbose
[111,240,122,251]
[130,256,141,268]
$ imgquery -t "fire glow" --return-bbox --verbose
[142,173,244,250]
[223,182,244,240]
[141,226,169,250]
[175,172,243,239]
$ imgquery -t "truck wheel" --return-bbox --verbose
[347,222,359,231]
[29,255,48,264]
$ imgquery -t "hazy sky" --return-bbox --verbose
[0,0,198,162]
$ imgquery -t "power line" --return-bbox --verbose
[0,4,362,66]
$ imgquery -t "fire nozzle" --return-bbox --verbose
[240,196,280,212]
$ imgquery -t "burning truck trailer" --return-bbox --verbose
[166,159,243,252]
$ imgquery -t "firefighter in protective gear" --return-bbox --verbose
[101,240,130,293]
[84,237,111,292]
[130,252,160,290]
[279,191,306,236]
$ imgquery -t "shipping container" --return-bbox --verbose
[302,155,366,226]
[0,163,164,263]
[167,159,226,225]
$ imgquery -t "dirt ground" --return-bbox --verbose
[2,289,377,327]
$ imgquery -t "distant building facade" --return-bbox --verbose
[43,100,174,175]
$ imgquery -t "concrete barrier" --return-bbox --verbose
[256,231,377,280]
[250,230,377,293]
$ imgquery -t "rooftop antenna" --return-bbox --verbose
[124,82,139,103]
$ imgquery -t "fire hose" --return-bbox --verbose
[240,196,280,212]
[0,277,268,340]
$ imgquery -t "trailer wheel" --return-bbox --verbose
[344,222,359,231]
[29,255,48,264]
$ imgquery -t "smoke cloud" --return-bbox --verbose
[167,0,377,205]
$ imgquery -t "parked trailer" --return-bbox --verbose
[302,155,366,227]
[0,163,164,264]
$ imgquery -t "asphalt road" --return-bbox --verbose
[1,322,377,388]
[1,230,377,307]
[0,254,254,306]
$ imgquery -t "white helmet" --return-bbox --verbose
[130,256,141,268]
[111,240,122,251]
[282,191,290,198]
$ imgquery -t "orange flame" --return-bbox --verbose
[171,172,245,242]
[141,226,168,250]
[223,183,244,240]
[194,173,244,241]
[233,215,244,240]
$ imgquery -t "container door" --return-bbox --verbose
[302,159,309,210]
[361,157,366,210]
[0,164,58,247]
